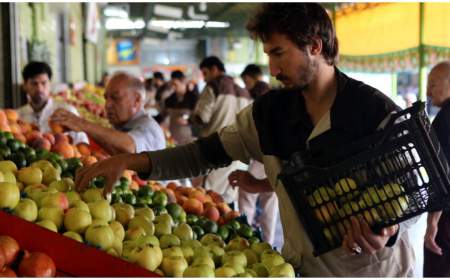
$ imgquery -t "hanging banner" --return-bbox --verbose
[85,2,99,44]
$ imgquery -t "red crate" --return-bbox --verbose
[0,210,159,277]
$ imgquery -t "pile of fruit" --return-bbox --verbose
[0,235,56,277]
[0,110,295,277]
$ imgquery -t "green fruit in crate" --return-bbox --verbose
[314,201,338,223]
[137,185,154,198]
[38,207,64,229]
[122,193,136,205]
[9,153,26,169]
[166,203,185,221]
[112,202,135,226]
[191,225,205,239]
[251,262,269,277]
[173,223,194,241]
[0,160,16,173]
[260,249,285,271]
[134,245,163,272]
[269,262,295,277]
[13,198,38,222]
[161,255,188,277]
[126,226,146,240]
[63,231,84,242]
[7,139,21,152]
[222,250,247,269]
[0,182,20,209]
[338,201,360,218]
[334,178,357,196]
[360,186,387,206]
[135,207,155,222]
[228,219,241,231]
[82,188,103,203]
[382,183,405,198]
[243,248,259,266]
[160,234,181,249]
[217,225,230,241]
[35,148,50,160]
[17,167,42,185]
[163,246,184,258]
[88,200,114,222]
[226,236,250,251]
[308,186,336,207]
[0,146,11,159]
[183,264,215,277]
[36,219,58,232]
[200,233,225,247]
[186,214,199,224]
[64,208,92,234]
[323,227,335,246]
[203,220,219,234]
[383,196,409,219]
[85,224,115,250]
[215,266,237,277]
[152,191,168,207]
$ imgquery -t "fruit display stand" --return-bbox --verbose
[0,210,158,277]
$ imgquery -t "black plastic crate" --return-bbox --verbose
[279,102,450,256]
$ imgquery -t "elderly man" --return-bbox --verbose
[18,61,88,144]
[51,72,165,155]
[423,61,450,277]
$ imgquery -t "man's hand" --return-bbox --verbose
[228,170,272,193]
[75,154,129,196]
[50,109,85,132]
[342,216,399,255]
[424,211,443,255]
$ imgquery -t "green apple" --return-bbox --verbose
[181,246,194,264]
[245,268,258,277]
[0,171,5,182]
[63,231,84,242]
[106,248,119,257]
[135,235,160,248]
[192,255,215,270]
[0,160,17,173]
[63,178,75,190]
[338,201,359,218]
[215,266,237,277]
[383,183,405,198]
[244,248,259,266]
[38,207,64,229]
[36,219,58,232]
[134,207,155,222]
[17,167,42,185]
[237,271,254,277]
[269,262,295,277]
[193,246,212,259]
[49,180,70,192]
[128,216,155,235]
[40,192,69,211]
[64,208,92,233]
[206,243,225,266]
[222,262,245,274]
[31,160,54,171]
[334,177,357,196]
[0,182,20,209]
[85,224,115,250]
[173,223,194,241]
[2,171,16,184]
[109,220,125,241]
[154,220,172,237]
[126,226,147,240]
[73,200,90,213]
[182,239,202,249]
[314,202,337,223]
[222,250,247,268]
[251,241,272,255]
[88,200,113,222]
[163,246,184,258]
[307,186,336,207]
[13,198,38,222]
[261,249,285,271]
[82,188,103,203]
[183,264,215,277]
[65,191,81,207]
[361,208,382,226]
[112,236,123,255]
[154,213,174,226]
[112,202,135,226]
[41,165,61,185]
[134,245,163,271]
[200,233,225,247]
[160,234,181,249]
[161,255,188,277]
[251,262,269,277]
[384,196,409,219]
[225,236,250,251]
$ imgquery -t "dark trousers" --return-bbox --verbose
[423,211,450,277]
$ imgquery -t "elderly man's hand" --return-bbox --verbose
[75,154,129,196]
[50,109,85,132]
[342,216,399,255]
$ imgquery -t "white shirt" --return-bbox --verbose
[17,98,89,145]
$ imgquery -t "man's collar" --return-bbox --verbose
[116,110,146,131]
[31,98,52,114]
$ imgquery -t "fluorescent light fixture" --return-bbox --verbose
[153,4,183,19]
[188,5,209,21]
[148,20,230,30]
[205,21,230,28]
[103,7,128,18]
[105,18,145,30]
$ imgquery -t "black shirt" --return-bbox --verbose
[252,68,399,160]
[164,89,198,110]
[432,100,450,165]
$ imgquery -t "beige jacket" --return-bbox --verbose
[217,105,415,277]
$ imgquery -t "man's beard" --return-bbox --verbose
[276,54,317,91]
[29,93,48,110]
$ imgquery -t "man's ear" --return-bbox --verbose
[309,37,323,56]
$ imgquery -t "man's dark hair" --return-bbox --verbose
[199,56,225,72]
[241,64,263,79]
[171,70,185,80]
[144,78,156,91]
[22,61,52,81]
[153,71,165,81]
[246,3,338,65]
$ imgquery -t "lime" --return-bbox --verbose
[217,225,230,241]
[4,132,13,140]
[119,177,129,190]
[203,220,218,234]
[111,193,123,204]
[0,136,8,146]
[192,225,205,239]
[0,145,11,158]
[122,193,137,205]
[166,203,184,221]
[248,236,261,244]
[7,139,21,152]
[152,191,168,207]
[137,185,154,198]
[56,158,68,172]
[66,158,83,172]
[186,214,199,225]
[153,204,167,215]
[238,224,254,239]
[9,153,27,169]
[228,220,241,230]
[35,148,50,160]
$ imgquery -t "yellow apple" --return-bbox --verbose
[134,207,155,222]
[17,167,43,185]
[38,207,64,229]
[41,165,61,185]
[36,219,58,232]
[0,182,20,209]
[40,192,69,211]
[215,266,237,277]
[109,220,125,241]
[64,208,92,233]
[125,226,147,240]
[183,264,215,277]
[128,216,155,236]
[112,202,135,226]
[161,255,188,277]
[13,198,38,222]
[134,245,163,271]
[85,224,115,250]
[334,177,357,196]
[269,262,295,277]
[0,160,17,173]
[88,200,113,222]
[63,231,84,242]
[2,171,16,184]
[82,188,103,203]
[307,186,336,207]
